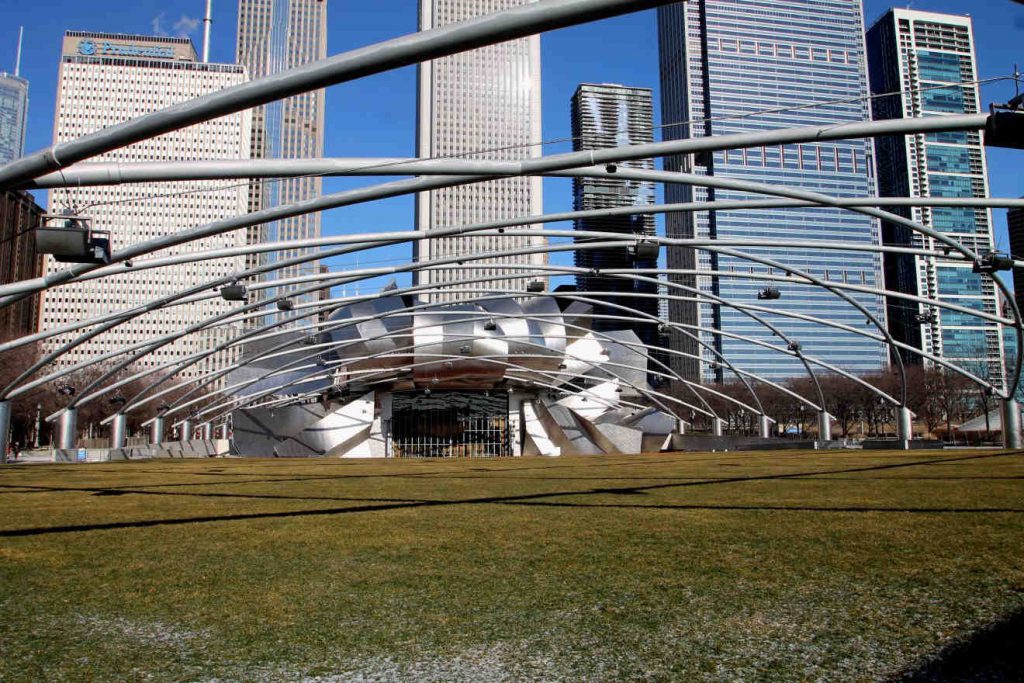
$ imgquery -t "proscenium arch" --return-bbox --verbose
[75,266,888,432]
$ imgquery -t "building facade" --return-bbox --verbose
[1009,203,1023,316]
[0,189,44,339]
[415,0,544,301]
[867,9,1004,386]
[658,0,888,384]
[236,0,327,303]
[40,32,251,382]
[0,72,28,164]
[570,83,658,346]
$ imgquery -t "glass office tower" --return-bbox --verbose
[570,83,658,346]
[658,0,887,384]
[237,0,327,305]
[0,72,28,164]
[867,9,1004,387]
[1010,204,1024,316]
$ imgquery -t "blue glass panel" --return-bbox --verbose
[926,145,972,173]
[931,207,977,233]
[941,328,987,355]
[930,174,974,198]
[917,50,963,82]
[936,267,984,296]
[925,131,970,144]
[921,86,965,113]
[940,296,986,327]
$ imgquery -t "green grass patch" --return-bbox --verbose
[1,450,1023,681]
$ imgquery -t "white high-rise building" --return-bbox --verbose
[40,32,251,382]
[415,0,544,301]
[867,9,1004,387]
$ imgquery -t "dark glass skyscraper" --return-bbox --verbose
[570,83,658,346]
[658,0,887,384]
[867,9,1004,386]
[1010,204,1024,316]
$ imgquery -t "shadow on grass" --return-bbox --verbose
[1,450,1022,538]
[889,608,1024,682]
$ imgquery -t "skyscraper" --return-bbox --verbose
[0,27,27,165]
[867,9,1004,386]
[0,189,43,339]
[0,73,27,165]
[1007,203,1023,317]
[570,83,658,345]
[237,0,327,303]
[416,0,543,301]
[40,32,251,381]
[658,0,887,384]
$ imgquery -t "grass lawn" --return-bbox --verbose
[1,449,1023,682]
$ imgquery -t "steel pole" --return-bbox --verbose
[0,0,672,190]
[58,408,77,450]
[0,400,10,463]
[151,416,165,445]
[817,411,832,442]
[1002,399,1022,450]
[110,413,127,449]
[759,414,772,439]
[712,418,725,437]
[180,419,193,442]
[202,423,213,441]
[897,406,913,448]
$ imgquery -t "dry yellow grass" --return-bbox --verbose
[1,449,1023,681]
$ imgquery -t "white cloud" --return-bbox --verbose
[151,12,168,37]
[172,15,201,38]
[152,13,200,39]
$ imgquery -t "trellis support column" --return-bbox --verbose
[151,416,165,445]
[110,414,127,449]
[758,414,772,439]
[180,419,193,443]
[1003,399,1022,450]
[202,423,213,441]
[817,411,832,443]
[0,400,10,464]
[712,418,724,437]
[58,408,77,450]
[897,406,913,449]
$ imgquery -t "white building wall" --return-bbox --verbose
[40,35,251,385]
[415,0,544,301]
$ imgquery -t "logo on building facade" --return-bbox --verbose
[77,40,176,59]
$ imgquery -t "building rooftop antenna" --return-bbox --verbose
[14,26,23,77]
[202,0,213,63]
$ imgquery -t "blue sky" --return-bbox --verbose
[1,0,1022,292]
